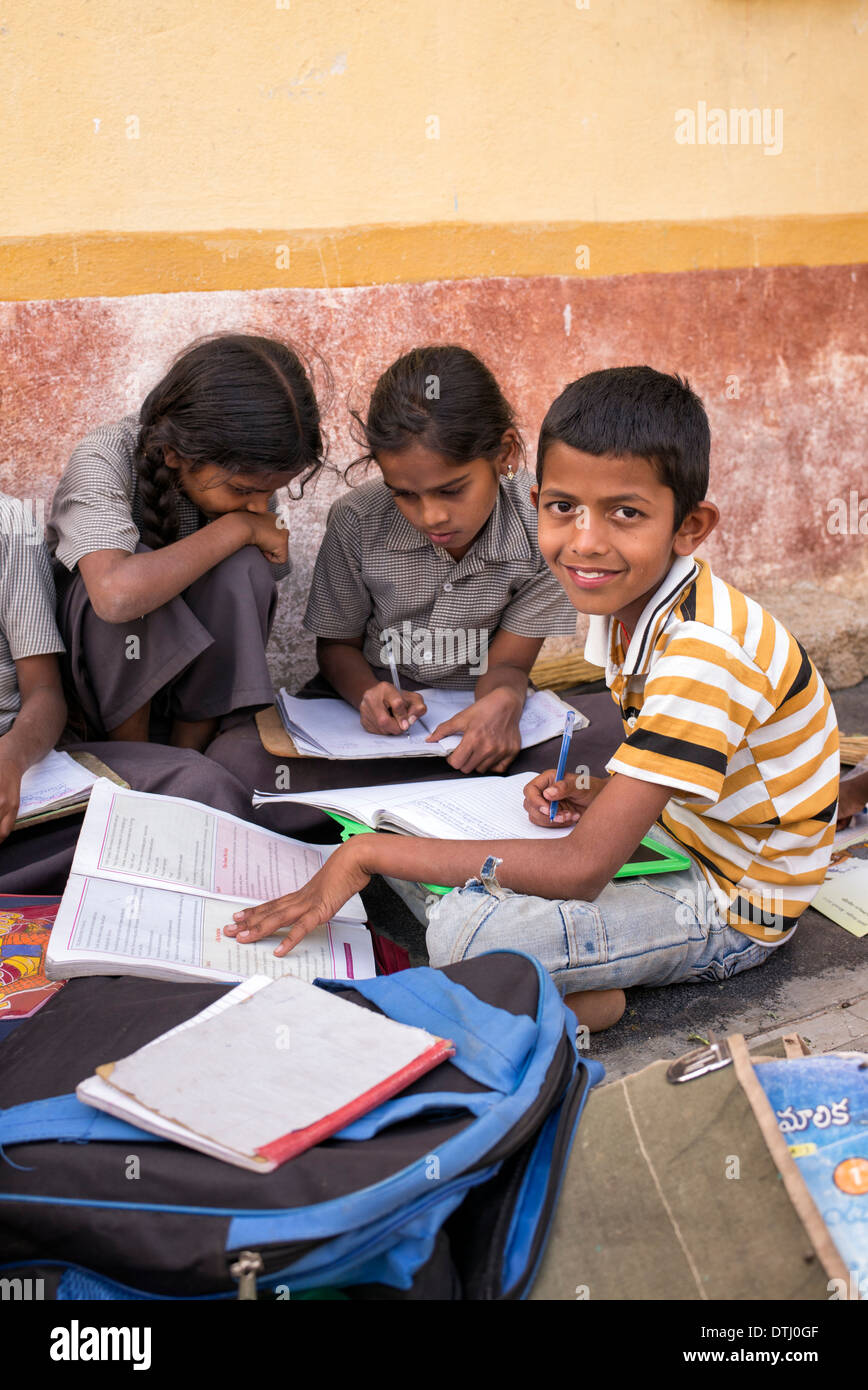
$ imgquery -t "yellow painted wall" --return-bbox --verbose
[1,0,866,294]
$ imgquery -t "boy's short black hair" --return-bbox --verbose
[536,366,710,529]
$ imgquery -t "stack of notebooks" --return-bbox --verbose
[274,686,584,759]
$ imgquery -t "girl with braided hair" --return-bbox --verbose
[47,334,324,751]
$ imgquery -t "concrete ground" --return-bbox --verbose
[361,677,868,1085]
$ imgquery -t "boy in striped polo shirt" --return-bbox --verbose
[505,367,838,1024]
[226,368,839,1033]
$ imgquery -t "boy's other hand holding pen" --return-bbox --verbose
[522,768,609,827]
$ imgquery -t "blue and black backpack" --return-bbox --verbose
[0,950,602,1300]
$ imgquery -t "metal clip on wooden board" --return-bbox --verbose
[666,1032,733,1084]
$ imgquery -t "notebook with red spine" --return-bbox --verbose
[79,974,455,1173]
[258,1036,455,1166]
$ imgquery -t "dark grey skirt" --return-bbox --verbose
[57,545,279,737]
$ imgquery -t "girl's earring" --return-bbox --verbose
[505,466,515,480]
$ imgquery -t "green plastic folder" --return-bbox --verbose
[325,812,691,897]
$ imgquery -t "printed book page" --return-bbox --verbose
[812,815,868,938]
[47,875,375,982]
[70,780,365,921]
[95,973,450,1163]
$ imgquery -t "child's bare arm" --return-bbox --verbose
[225,773,673,955]
[0,653,67,841]
[75,512,285,625]
[473,631,542,705]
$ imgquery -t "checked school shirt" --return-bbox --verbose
[0,493,65,736]
[584,554,839,943]
[47,414,291,581]
[304,473,578,689]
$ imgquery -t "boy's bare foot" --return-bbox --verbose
[564,987,626,1033]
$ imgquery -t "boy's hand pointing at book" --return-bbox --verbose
[224,839,371,956]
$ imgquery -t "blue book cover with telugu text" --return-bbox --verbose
[757,1055,868,1295]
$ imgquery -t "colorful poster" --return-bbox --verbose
[0,898,64,1020]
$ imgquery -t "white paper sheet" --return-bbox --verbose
[17,749,98,817]
[813,812,868,938]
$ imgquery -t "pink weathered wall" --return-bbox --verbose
[2,264,866,688]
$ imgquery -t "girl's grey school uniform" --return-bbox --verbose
[0,493,65,736]
[46,415,288,737]
[0,487,260,893]
[206,471,583,836]
[303,473,577,688]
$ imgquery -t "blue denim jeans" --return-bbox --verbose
[417,829,777,996]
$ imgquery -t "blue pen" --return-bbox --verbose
[549,710,576,823]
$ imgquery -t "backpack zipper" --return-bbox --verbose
[229,1250,265,1299]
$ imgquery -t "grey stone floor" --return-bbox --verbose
[360,677,868,1084]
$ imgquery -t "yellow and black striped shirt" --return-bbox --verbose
[584,556,839,943]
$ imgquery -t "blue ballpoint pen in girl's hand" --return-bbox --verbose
[549,710,577,823]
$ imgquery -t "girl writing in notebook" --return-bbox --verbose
[0,491,262,893]
[305,344,577,770]
[47,334,324,751]
[207,345,585,826]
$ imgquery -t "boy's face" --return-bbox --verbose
[533,443,713,634]
[377,439,508,561]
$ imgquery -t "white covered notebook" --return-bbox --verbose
[77,975,454,1172]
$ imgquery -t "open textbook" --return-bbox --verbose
[276,686,585,759]
[253,773,693,877]
[45,780,374,984]
[254,771,576,839]
[77,974,453,1173]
